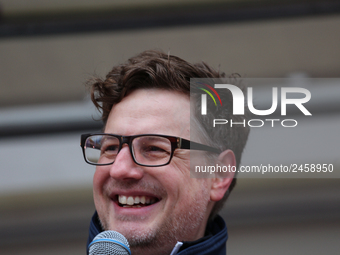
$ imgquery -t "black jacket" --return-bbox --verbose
[87,211,228,255]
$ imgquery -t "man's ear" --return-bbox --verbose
[210,149,236,202]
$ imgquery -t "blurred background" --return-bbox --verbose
[0,0,339,254]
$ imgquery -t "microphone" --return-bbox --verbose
[88,230,131,255]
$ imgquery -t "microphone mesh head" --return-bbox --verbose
[89,230,130,255]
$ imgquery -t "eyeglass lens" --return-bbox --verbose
[84,135,172,166]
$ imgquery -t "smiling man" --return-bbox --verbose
[82,50,249,255]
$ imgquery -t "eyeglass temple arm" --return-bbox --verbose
[180,138,221,153]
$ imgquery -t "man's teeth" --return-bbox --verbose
[118,195,156,206]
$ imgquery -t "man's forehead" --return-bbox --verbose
[106,89,191,136]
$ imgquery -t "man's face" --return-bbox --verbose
[93,89,214,254]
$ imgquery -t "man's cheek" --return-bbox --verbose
[93,170,108,191]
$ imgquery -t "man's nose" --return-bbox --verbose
[109,145,144,180]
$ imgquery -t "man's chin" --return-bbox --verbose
[114,224,159,248]
[103,219,176,252]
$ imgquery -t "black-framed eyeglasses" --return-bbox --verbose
[80,133,220,167]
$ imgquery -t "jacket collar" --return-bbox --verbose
[176,215,227,255]
[87,211,227,255]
